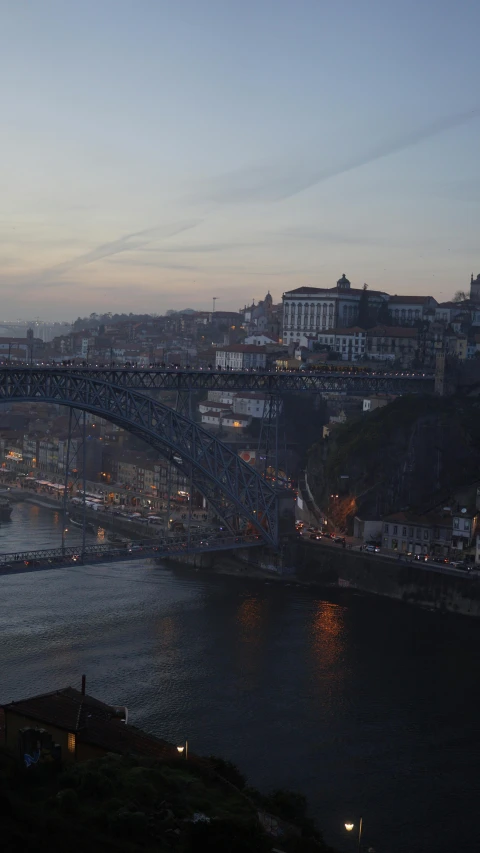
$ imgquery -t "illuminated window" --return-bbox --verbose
[67,733,76,753]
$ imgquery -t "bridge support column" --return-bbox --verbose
[61,408,88,554]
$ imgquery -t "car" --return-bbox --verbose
[334,536,345,544]
[364,544,380,553]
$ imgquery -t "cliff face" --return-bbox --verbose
[307,396,480,521]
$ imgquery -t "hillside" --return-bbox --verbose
[307,395,480,524]
[0,751,337,853]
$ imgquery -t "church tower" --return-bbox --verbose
[470,273,480,302]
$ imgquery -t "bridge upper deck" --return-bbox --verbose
[0,366,434,395]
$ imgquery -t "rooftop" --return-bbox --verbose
[2,686,117,732]
[368,325,418,338]
[284,286,387,298]
[388,295,434,305]
[217,345,267,353]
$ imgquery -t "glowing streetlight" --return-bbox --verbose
[344,817,363,851]
[176,739,188,760]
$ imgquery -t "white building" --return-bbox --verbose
[282,275,388,344]
[452,509,477,551]
[200,410,252,430]
[232,393,274,419]
[316,327,367,360]
[243,333,278,346]
[215,345,267,370]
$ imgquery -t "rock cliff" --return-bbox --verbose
[307,395,480,524]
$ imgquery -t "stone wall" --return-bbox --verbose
[299,542,480,618]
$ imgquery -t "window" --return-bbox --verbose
[384,524,389,533]
[402,527,407,536]
[408,527,413,537]
[416,528,421,538]
[424,530,429,540]
[392,539,398,550]
[454,518,459,529]
[393,525,398,534]
[68,733,76,754]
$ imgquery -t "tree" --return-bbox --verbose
[453,290,467,302]
[377,299,391,325]
[357,284,370,328]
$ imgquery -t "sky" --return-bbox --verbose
[0,0,479,320]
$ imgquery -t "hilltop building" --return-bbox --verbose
[282,275,389,344]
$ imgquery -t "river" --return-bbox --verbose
[1,503,479,852]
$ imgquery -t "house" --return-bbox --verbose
[316,327,367,361]
[387,295,437,325]
[200,410,251,430]
[243,333,278,346]
[215,345,267,370]
[353,516,383,543]
[362,395,395,412]
[382,511,455,556]
[452,507,477,551]
[367,326,418,366]
[444,330,468,360]
[382,512,434,555]
[232,393,274,419]
[1,683,177,765]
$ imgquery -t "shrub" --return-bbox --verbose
[56,788,79,816]
[207,756,247,790]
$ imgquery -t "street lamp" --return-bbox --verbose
[176,739,188,760]
[345,817,363,851]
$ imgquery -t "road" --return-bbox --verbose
[301,531,479,578]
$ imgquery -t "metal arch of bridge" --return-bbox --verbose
[0,367,434,396]
[0,370,278,548]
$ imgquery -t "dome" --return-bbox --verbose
[336,273,351,289]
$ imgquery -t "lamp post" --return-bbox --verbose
[177,739,188,760]
[345,817,363,851]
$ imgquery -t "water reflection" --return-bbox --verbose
[235,595,265,690]
[310,601,348,708]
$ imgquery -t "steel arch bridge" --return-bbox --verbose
[0,370,278,547]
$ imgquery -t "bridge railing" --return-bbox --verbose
[0,533,263,568]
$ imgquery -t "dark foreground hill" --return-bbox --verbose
[0,751,338,853]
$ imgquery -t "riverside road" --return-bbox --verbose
[1,503,479,853]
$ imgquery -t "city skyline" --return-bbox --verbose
[1,0,479,320]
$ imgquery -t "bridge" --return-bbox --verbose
[0,534,262,574]
[2,366,434,395]
[0,365,434,566]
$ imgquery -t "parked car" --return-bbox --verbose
[364,544,380,553]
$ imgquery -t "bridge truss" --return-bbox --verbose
[1,366,434,395]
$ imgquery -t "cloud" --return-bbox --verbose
[202,106,480,204]
[22,219,202,289]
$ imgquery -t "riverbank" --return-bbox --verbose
[16,492,155,540]
[166,540,480,619]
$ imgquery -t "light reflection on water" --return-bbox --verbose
[1,503,480,853]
